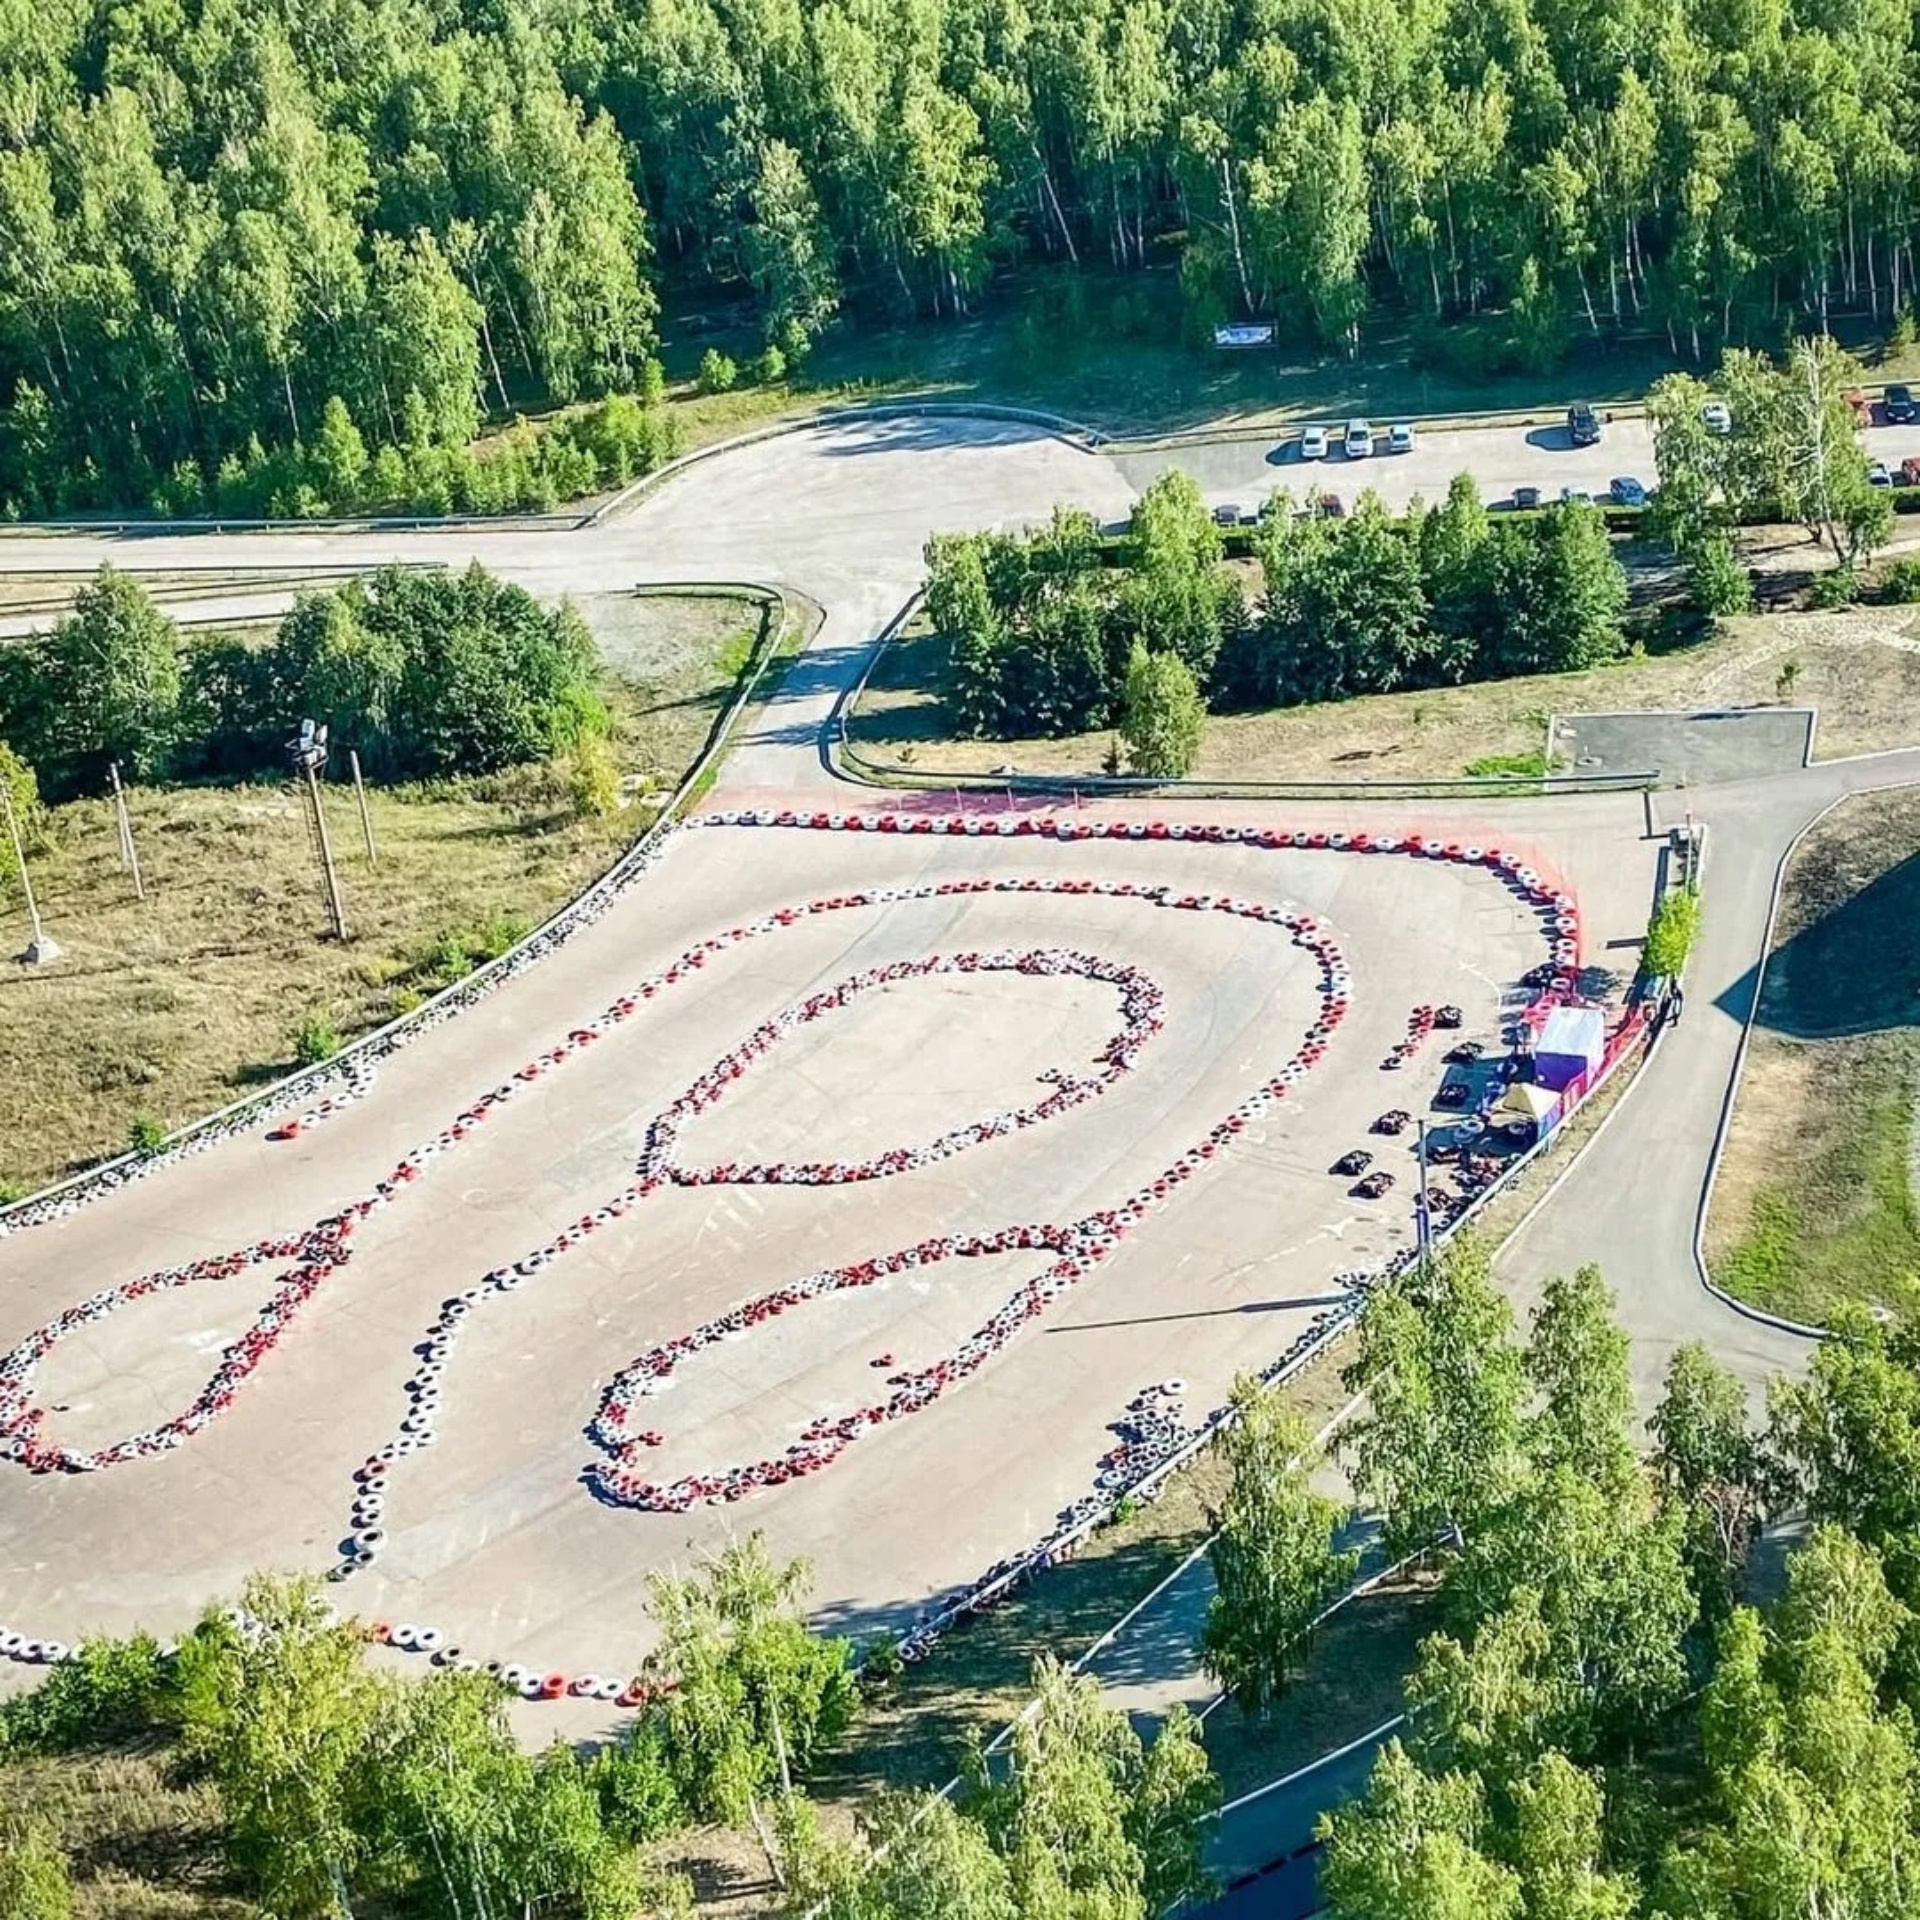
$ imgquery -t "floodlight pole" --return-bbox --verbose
[1,780,57,963]
[109,762,145,901]
[304,761,349,942]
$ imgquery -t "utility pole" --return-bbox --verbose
[1415,1119,1433,1267]
[287,720,348,942]
[347,748,377,869]
[1,780,59,964]
[108,762,144,902]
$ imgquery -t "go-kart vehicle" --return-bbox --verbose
[1352,1170,1396,1199]
[1372,1109,1412,1135]
[1433,1005,1464,1028]
[1444,1039,1486,1064]
[1332,1149,1374,1177]
[1434,1080,1472,1110]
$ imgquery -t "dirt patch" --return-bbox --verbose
[846,603,1920,786]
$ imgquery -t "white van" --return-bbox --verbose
[1344,419,1374,459]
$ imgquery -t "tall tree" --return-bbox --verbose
[646,1532,857,1878]
[1202,1377,1359,1715]
[1342,1237,1528,1557]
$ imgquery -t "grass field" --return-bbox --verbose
[0,590,771,1194]
[1709,790,1920,1323]
[847,603,1920,786]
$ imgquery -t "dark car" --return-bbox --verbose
[1512,485,1542,511]
[1212,503,1242,526]
[1332,1149,1374,1177]
[1568,402,1601,446]
[1886,384,1917,425]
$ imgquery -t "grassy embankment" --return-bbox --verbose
[1710,788,1920,1324]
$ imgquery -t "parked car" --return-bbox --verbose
[1299,425,1329,461]
[1212,502,1242,525]
[1611,475,1648,507]
[1868,460,1894,489]
[1568,401,1601,446]
[1702,400,1733,435]
[1388,421,1416,454]
[1345,418,1374,458]
[1512,484,1542,510]
[1886,383,1918,425]
[1560,485,1596,507]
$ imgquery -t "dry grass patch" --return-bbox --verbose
[0,591,770,1192]
[1200,1571,1441,1801]
[5,1749,259,1919]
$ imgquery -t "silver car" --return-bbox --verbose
[1299,426,1329,461]
[1344,418,1374,459]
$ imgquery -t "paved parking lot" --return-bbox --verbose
[1551,709,1814,785]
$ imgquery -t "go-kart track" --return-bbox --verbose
[0,408,1855,1723]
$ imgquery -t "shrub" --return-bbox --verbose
[752,342,787,386]
[1811,563,1859,608]
[127,1112,168,1157]
[1644,888,1700,978]
[0,1633,172,1755]
[1465,752,1549,779]
[1881,556,1920,604]
[695,349,738,395]
[1687,534,1754,616]
[566,735,622,818]
[292,1013,342,1065]
[588,1719,684,1843]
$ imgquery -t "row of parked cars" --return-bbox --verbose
[1297,419,1416,461]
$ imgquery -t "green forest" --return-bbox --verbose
[4,0,1920,516]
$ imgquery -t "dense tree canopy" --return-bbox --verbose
[7,0,1920,514]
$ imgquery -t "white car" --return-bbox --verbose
[1345,418,1374,459]
[1299,426,1329,461]
[1560,485,1595,507]
[1388,422,1416,454]
[1869,460,1893,488]
[1702,401,1733,435]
